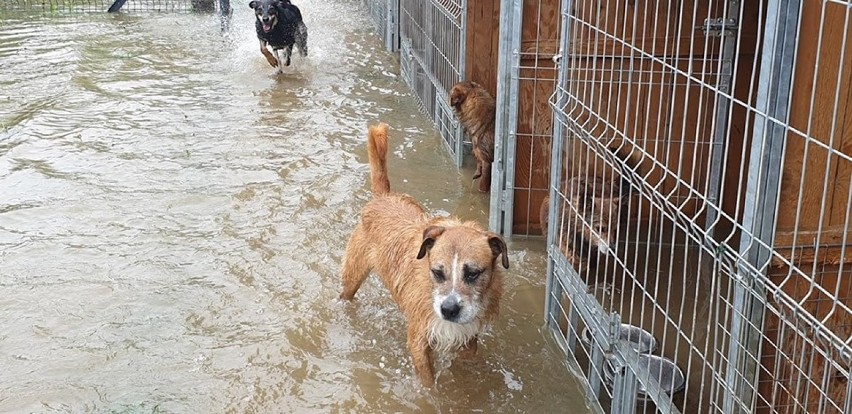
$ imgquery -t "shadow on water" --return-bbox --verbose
[0,0,591,412]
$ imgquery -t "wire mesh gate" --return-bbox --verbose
[539,0,852,413]
[397,0,467,167]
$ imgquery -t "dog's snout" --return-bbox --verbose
[440,298,461,321]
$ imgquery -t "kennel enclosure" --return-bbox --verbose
[363,0,852,412]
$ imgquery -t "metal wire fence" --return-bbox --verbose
[398,0,466,166]
[542,0,852,412]
[362,0,398,52]
[0,0,227,13]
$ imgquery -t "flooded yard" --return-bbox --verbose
[0,1,590,411]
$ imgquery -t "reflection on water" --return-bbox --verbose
[0,1,590,412]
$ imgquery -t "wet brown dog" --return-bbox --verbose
[339,122,509,386]
[450,81,496,193]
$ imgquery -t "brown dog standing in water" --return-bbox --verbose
[450,81,496,193]
[339,122,509,386]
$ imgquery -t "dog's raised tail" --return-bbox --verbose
[368,123,391,195]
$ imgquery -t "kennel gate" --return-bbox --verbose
[397,0,467,167]
[539,0,852,413]
[362,0,399,52]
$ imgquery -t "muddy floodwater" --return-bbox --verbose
[0,1,591,412]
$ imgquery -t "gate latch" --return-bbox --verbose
[699,17,738,37]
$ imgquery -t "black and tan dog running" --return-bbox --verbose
[249,0,308,70]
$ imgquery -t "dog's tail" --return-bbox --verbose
[368,123,391,195]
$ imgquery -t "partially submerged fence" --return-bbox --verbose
[362,0,852,412]
[363,0,467,165]
[362,0,398,52]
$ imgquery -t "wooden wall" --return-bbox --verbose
[774,0,852,267]
[757,1,852,411]
[512,0,560,235]
[757,266,851,413]
[465,0,500,97]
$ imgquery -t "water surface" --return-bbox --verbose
[0,2,590,412]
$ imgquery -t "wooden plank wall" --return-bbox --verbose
[757,266,851,413]
[774,0,852,266]
[512,0,560,235]
[464,0,500,97]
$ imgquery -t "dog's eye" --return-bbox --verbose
[431,269,446,282]
[464,270,482,283]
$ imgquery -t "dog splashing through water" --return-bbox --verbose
[249,0,308,71]
[339,123,509,386]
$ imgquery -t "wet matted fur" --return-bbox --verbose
[339,123,510,386]
[540,145,639,272]
[250,0,308,70]
[450,81,496,193]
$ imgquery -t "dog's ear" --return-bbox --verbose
[417,226,445,260]
[248,0,257,8]
[487,233,509,269]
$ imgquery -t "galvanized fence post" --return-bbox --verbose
[489,0,522,235]
[723,0,800,412]
[544,0,573,335]
[704,0,741,235]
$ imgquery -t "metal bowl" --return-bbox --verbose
[602,354,686,401]
[581,324,658,355]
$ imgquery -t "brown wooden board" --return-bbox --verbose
[464,0,500,96]
[775,0,852,266]
[757,265,851,413]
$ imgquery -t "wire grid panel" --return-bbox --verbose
[543,0,852,413]
[490,0,560,237]
[0,0,210,12]
[362,0,399,52]
[398,0,466,166]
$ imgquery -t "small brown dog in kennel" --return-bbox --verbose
[540,145,640,272]
[339,122,510,386]
[450,81,496,193]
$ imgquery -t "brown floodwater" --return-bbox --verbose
[0,1,591,412]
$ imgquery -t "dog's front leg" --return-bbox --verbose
[407,325,435,386]
[282,45,293,67]
[274,49,286,73]
[472,160,483,180]
[259,39,278,67]
[477,161,491,192]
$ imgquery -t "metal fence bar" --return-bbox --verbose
[489,0,522,234]
[723,1,800,412]
[544,0,573,332]
[703,1,740,235]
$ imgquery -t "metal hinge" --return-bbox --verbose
[699,17,738,37]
